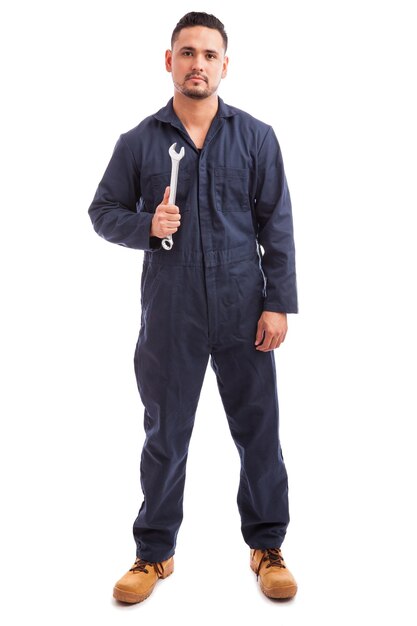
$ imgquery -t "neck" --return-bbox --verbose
[172,91,219,129]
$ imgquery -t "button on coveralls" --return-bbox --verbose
[88,97,298,563]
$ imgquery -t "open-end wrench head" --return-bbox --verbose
[169,142,185,161]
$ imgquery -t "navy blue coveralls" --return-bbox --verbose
[88,97,298,563]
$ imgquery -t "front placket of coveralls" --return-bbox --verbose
[167,114,225,348]
[196,117,225,348]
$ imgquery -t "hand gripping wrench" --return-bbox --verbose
[161,143,185,251]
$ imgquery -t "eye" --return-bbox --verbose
[207,54,216,60]
[182,51,192,56]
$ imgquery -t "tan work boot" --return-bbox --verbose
[250,547,297,599]
[113,555,174,603]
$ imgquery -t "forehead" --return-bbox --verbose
[173,26,224,53]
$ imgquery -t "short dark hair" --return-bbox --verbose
[171,12,228,52]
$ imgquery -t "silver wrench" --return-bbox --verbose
[162,143,185,251]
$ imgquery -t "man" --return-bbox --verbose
[88,12,298,603]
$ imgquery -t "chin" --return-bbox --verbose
[189,92,210,100]
[183,88,211,99]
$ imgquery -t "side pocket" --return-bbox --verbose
[141,263,165,304]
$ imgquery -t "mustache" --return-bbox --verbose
[185,73,208,83]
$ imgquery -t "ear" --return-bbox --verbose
[221,55,229,79]
[165,49,172,73]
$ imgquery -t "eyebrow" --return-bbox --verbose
[179,46,219,55]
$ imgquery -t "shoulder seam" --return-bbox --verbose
[257,125,273,156]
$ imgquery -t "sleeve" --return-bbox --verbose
[88,134,161,251]
[255,126,298,313]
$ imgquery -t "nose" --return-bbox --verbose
[191,54,205,72]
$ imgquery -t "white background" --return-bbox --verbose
[1,0,416,623]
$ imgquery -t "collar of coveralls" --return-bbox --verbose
[153,96,236,125]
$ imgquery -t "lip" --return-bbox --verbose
[187,76,206,82]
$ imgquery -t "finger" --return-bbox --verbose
[271,337,281,350]
[274,331,287,348]
[165,209,180,217]
[164,219,180,230]
[254,326,264,346]
[165,204,180,214]
[162,186,170,205]
[257,332,273,351]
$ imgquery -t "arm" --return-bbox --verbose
[255,127,298,314]
[88,134,160,250]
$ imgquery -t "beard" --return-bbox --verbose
[174,75,219,100]
[181,86,211,99]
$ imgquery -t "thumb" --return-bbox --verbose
[162,186,170,205]
[255,321,265,346]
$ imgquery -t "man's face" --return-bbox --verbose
[166,26,228,100]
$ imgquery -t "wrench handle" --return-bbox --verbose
[168,161,180,204]
[162,160,181,251]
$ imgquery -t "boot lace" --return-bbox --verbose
[129,557,164,578]
[255,548,286,580]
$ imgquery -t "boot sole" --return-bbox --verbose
[113,560,174,604]
[250,560,298,599]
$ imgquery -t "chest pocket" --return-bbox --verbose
[214,167,250,212]
[150,170,191,213]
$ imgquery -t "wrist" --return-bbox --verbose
[150,216,157,238]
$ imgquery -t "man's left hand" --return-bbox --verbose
[254,311,288,351]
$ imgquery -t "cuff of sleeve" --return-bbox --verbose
[139,212,162,251]
[149,236,162,250]
[263,300,298,313]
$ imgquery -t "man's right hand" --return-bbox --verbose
[150,186,181,238]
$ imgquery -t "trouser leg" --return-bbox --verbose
[210,344,290,548]
[132,263,209,562]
